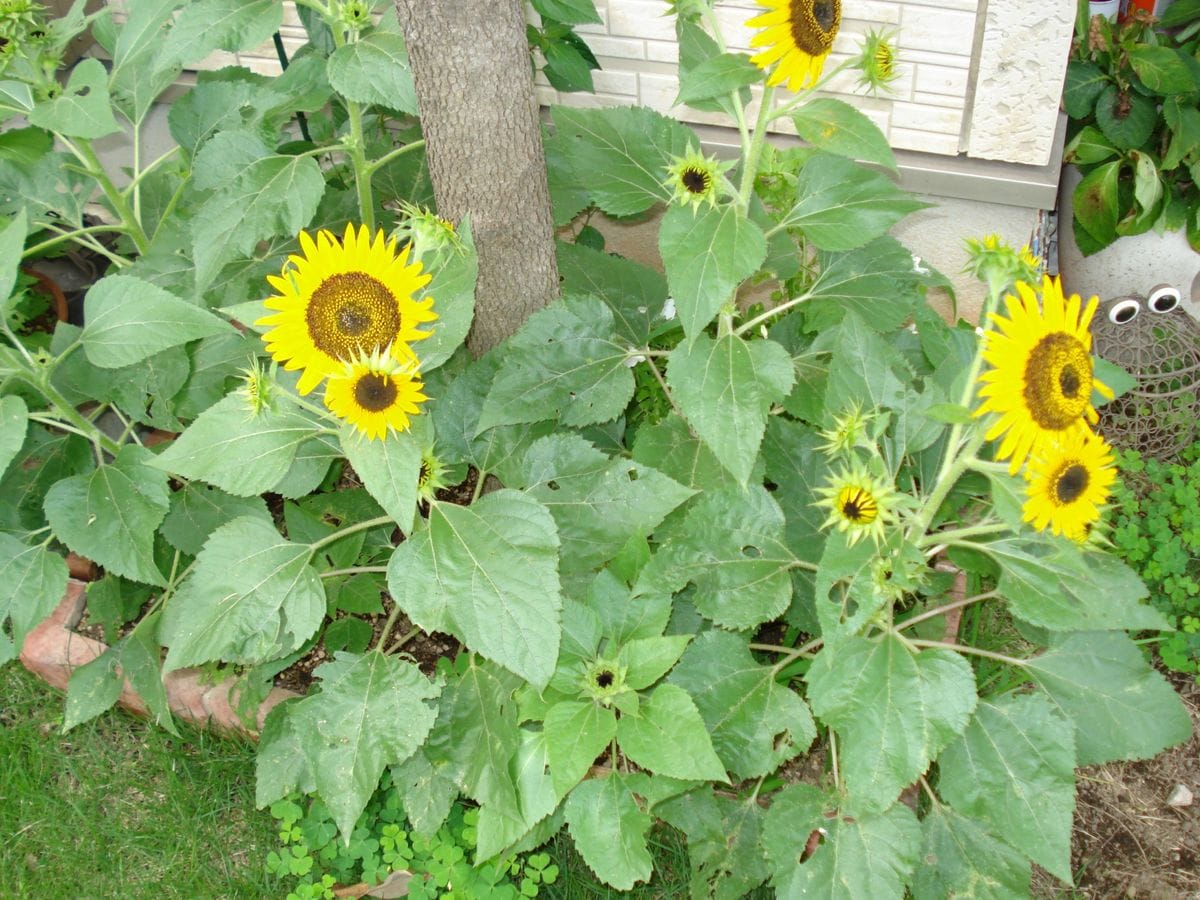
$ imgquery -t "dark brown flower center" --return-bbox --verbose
[1023,332,1092,430]
[790,0,840,55]
[353,372,398,412]
[682,167,710,194]
[838,486,877,524]
[595,669,615,688]
[306,272,400,361]
[1054,463,1089,505]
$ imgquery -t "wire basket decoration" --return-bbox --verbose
[1091,285,1200,461]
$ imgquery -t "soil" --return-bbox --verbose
[1035,672,1200,899]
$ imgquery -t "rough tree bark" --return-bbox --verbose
[394,0,560,356]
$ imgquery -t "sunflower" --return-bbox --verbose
[324,346,428,440]
[748,0,841,93]
[1022,429,1117,542]
[664,147,732,212]
[975,275,1113,473]
[855,28,900,94]
[815,462,901,546]
[258,224,436,395]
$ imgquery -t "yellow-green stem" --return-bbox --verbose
[346,99,376,232]
[69,138,150,254]
[738,85,775,209]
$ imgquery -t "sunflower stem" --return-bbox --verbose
[319,565,390,579]
[907,638,1028,668]
[63,137,150,255]
[737,85,775,210]
[21,224,131,260]
[346,99,376,232]
[734,290,815,336]
[363,140,426,177]
[916,521,1008,548]
[897,590,997,633]
[373,600,406,652]
[308,514,395,554]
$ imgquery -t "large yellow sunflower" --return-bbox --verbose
[748,0,841,93]
[258,224,436,395]
[324,346,428,440]
[975,275,1113,473]
[1022,429,1117,542]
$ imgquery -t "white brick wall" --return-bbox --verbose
[102,0,1070,167]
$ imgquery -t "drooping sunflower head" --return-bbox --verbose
[237,358,278,418]
[393,200,463,263]
[855,28,900,94]
[417,446,450,503]
[975,275,1113,473]
[257,224,437,395]
[817,402,876,457]
[664,147,731,212]
[1022,428,1118,543]
[963,234,1042,293]
[815,462,901,547]
[748,0,842,93]
[323,345,428,441]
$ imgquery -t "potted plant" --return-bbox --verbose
[1059,0,1200,297]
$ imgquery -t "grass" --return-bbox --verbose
[0,662,282,899]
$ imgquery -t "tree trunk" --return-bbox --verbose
[394,0,560,355]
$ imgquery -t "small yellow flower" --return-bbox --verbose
[855,28,900,94]
[664,147,732,212]
[815,462,902,546]
[1022,429,1117,542]
[324,345,428,441]
[417,447,450,503]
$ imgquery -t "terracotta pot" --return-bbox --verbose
[18,579,299,738]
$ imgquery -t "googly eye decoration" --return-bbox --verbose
[1147,284,1181,314]
[1107,296,1141,325]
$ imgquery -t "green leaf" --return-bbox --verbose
[0,206,26,303]
[659,204,768,339]
[667,334,794,484]
[531,0,602,25]
[1062,60,1108,119]
[0,80,33,116]
[286,651,440,839]
[64,620,178,735]
[1095,85,1157,150]
[424,659,521,816]
[27,58,120,139]
[0,151,91,228]
[0,535,68,655]
[656,790,769,900]
[669,630,815,780]
[63,643,125,732]
[159,0,283,70]
[415,219,476,372]
[630,413,742,492]
[43,445,170,586]
[616,682,726,781]
[760,417,829,566]
[387,490,561,688]
[564,774,654,890]
[807,634,977,814]
[556,241,668,346]
[107,0,188,124]
[1072,159,1121,245]
[819,311,910,422]
[515,433,694,574]
[790,97,897,172]
[256,701,315,808]
[152,393,318,497]
[475,727,560,861]
[636,485,795,630]
[912,805,1031,900]
[1026,631,1192,765]
[1163,95,1200,170]
[617,635,691,691]
[937,694,1076,882]
[81,275,232,369]
[327,31,417,115]
[544,700,616,796]
[477,295,634,431]
[1128,45,1194,94]
[983,537,1170,632]
[550,105,695,216]
[191,154,324,289]
[160,482,271,556]
[174,331,263,421]
[0,395,28,483]
[1064,124,1119,165]
[159,516,325,671]
[762,784,921,899]
[781,153,927,251]
[338,422,422,536]
[675,51,761,106]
